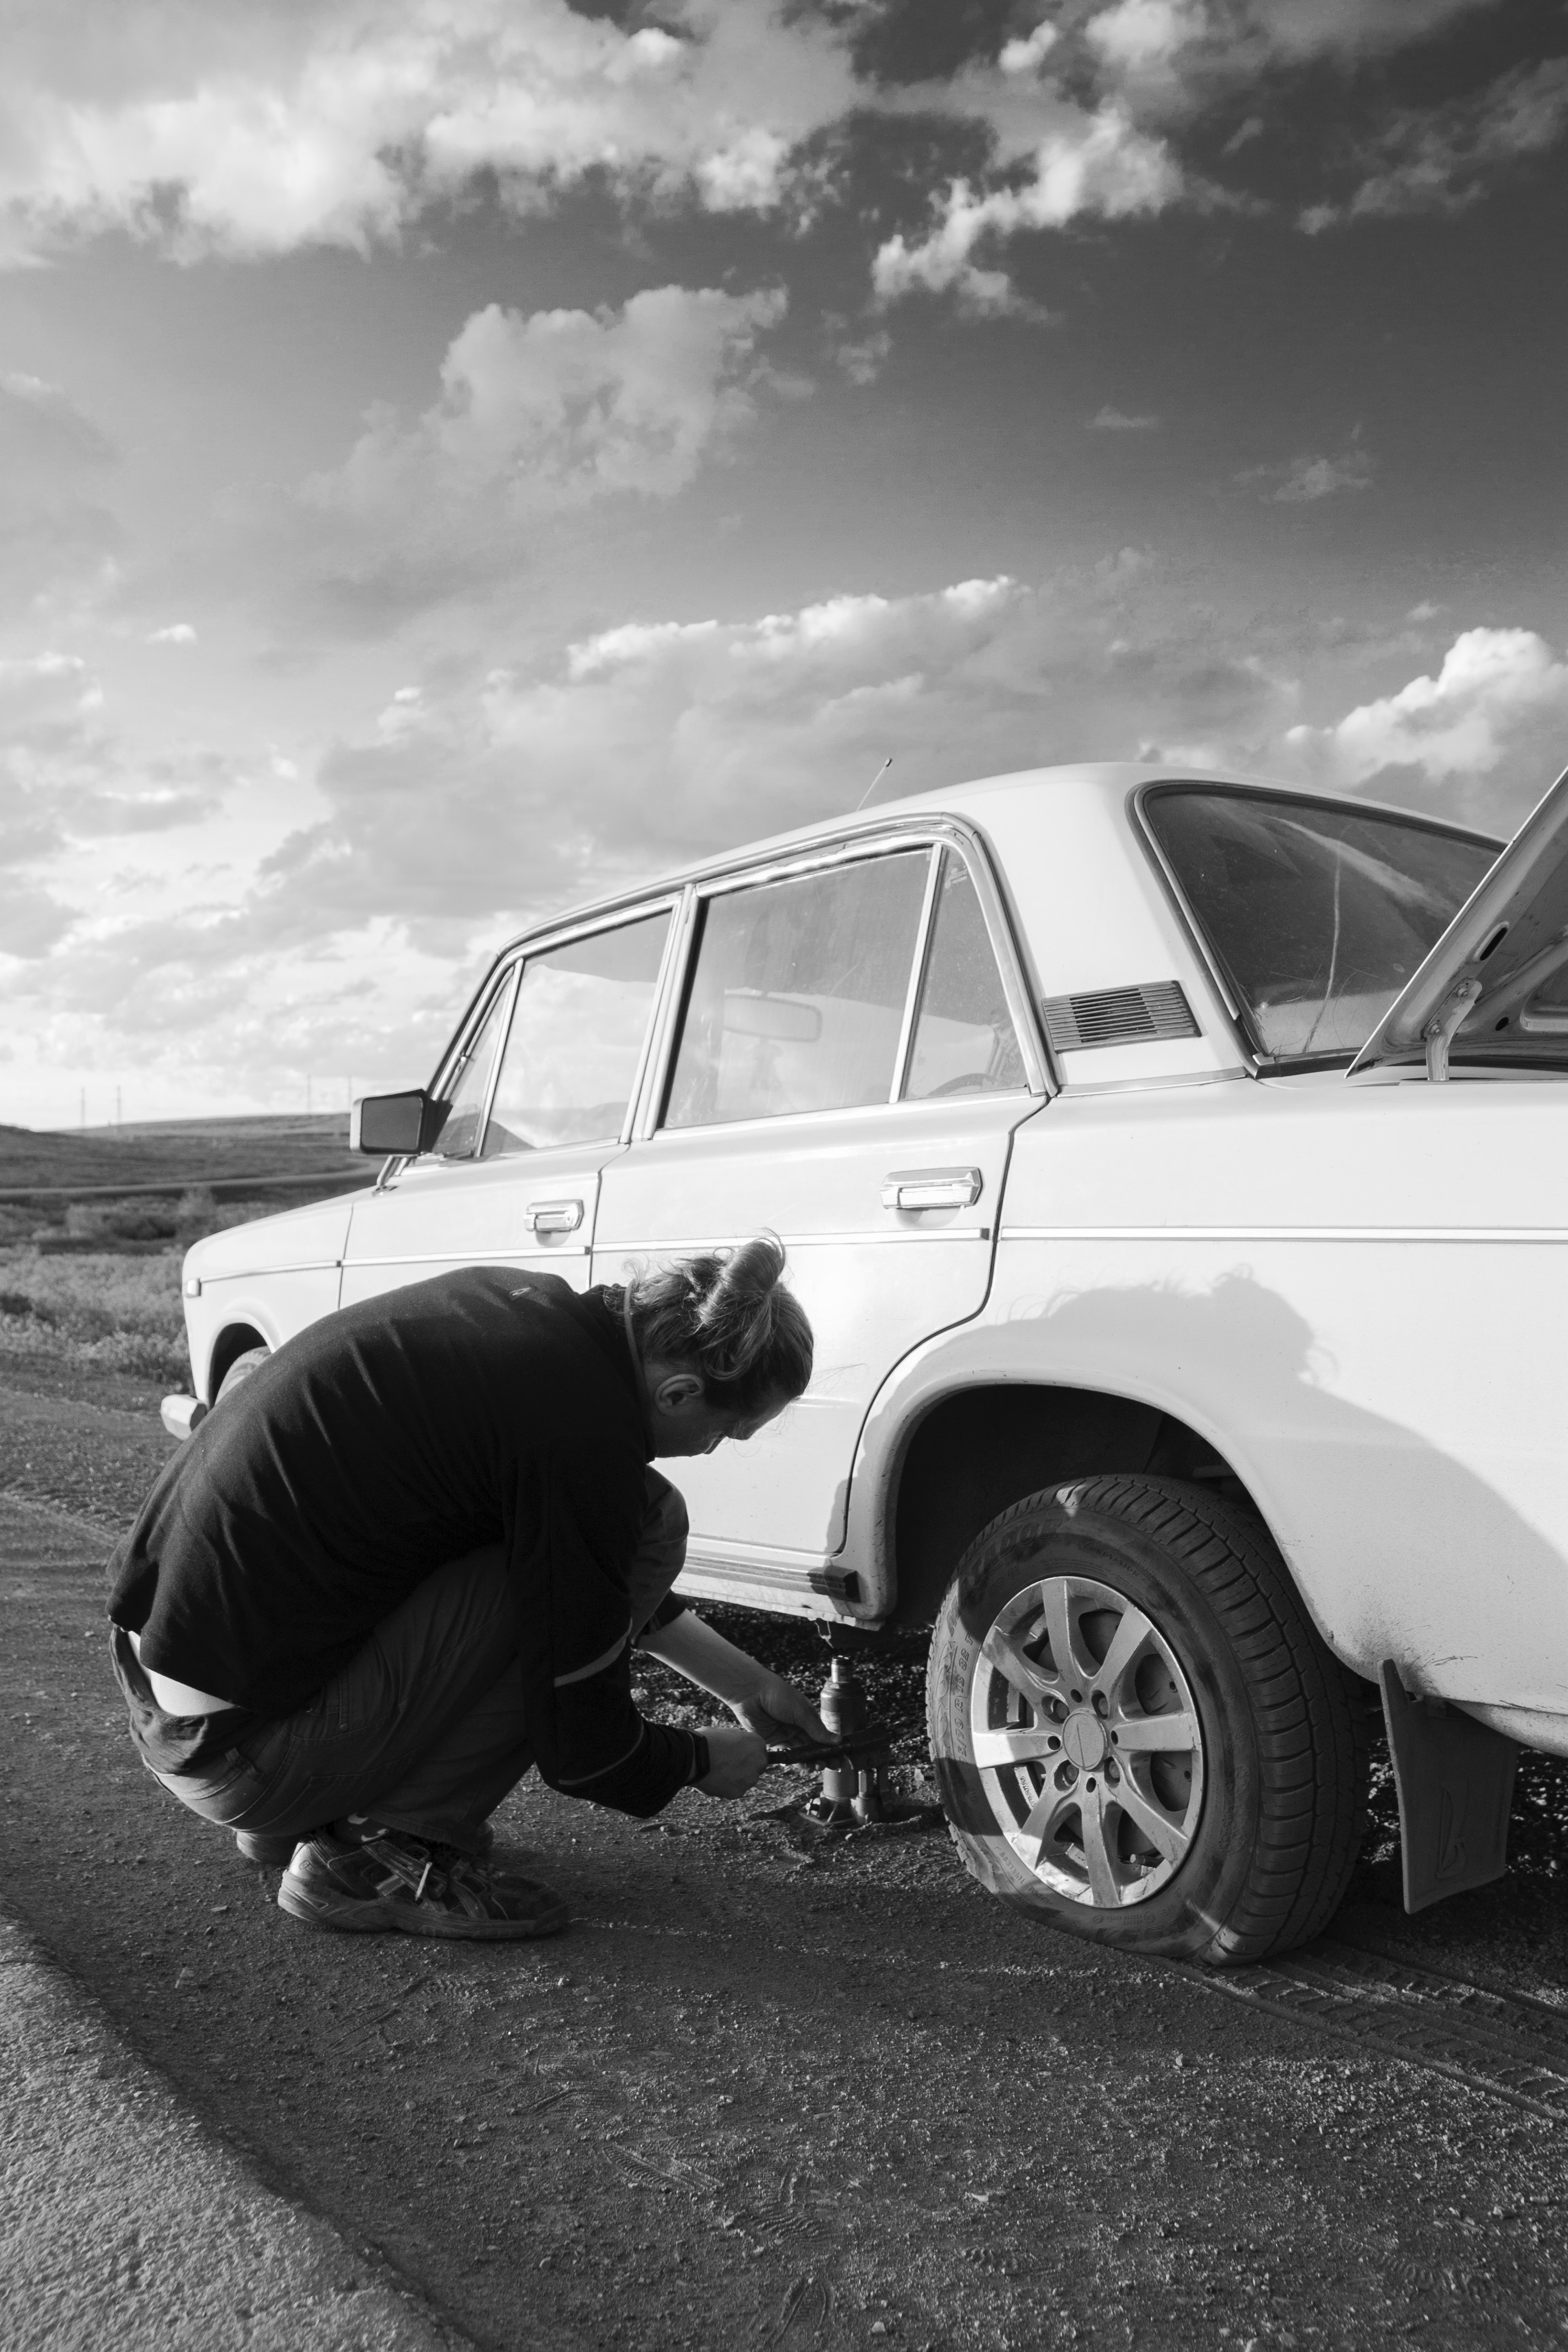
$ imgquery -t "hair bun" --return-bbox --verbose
[623,1232,811,1412]
[709,1233,784,1303]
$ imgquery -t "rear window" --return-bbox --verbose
[1144,787,1498,1064]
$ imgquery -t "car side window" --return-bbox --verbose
[430,977,515,1160]
[904,850,1027,1099]
[481,908,672,1156]
[663,850,930,1130]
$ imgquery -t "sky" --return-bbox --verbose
[1,0,1565,1129]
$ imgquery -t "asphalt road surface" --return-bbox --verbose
[4,1350,1568,2351]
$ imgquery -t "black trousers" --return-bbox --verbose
[114,1473,687,1855]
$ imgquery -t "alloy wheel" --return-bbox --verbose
[969,1572,1205,1908]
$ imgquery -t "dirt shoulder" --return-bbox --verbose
[0,1903,466,2352]
[5,1377,1568,2350]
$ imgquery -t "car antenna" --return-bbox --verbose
[854,755,892,812]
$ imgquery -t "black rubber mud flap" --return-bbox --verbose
[1380,1662,1520,1913]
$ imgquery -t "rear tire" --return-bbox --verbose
[926,1476,1366,1965]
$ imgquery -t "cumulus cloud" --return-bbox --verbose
[319,284,787,519]
[288,283,789,616]
[148,621,197,645]
[248,564,1302,946]
[1239,448,1375,502]
[872,101,1181,312]
[1285,628,1568,829]
[1300,56,1568,229]
[1233,0,1499,68]
[0,0,1531,313]
[12,581,1560,1104]
[1091,405,1159,430]
[0,0,858,264]
[1085,0,1209,78]
[999,23,1061,77]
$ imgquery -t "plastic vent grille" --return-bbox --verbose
[1042,980,1201,1054]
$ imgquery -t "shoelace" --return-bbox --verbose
[362,1832,448,1904]
[363,1832,487,1907]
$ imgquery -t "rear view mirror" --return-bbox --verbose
[721,989,823,1044]
[350,1089,451,1156]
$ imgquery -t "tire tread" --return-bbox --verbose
[928,1475,1368,1964]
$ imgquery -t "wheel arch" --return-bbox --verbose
[204,1320,269,1402]
[880,1378,1264,1629]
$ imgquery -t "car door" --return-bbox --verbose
[592,829,1048,1601]
[340,902,676,1307]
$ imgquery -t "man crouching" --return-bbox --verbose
[106,1236,826,1940]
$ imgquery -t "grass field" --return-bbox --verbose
[0,1245,190,1381]
[0,1117,370,1380]
[0,1112,361,1194]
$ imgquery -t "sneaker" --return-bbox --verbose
[276,1828,569,1941]
[235,1828,303,1866]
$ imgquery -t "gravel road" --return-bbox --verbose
[5,1351,1568,2350]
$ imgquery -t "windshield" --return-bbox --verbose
[1144,787,1499,1064]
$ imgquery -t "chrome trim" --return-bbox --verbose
[890,845,943,1101]
[1057,1064,1250,1096]
[881,1167,983,1211]
[426,896,682,1146]
[999,1224,1568,1244]
[525,1199,585,1234]
[623,893,689,1145]
[344,1246,591,1266]
[189,1258,343,1283]
[1129,778,1502,1076]
[646,818,1050,1130]
[473,961,522,1153]
[679,1548,856,1600]
[956,826,1051,1098]
[1130,782,1250,1041]
[598,1227,990,1255]
[633,885,699,1142]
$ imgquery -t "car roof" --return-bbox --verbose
[490,760,1501,959]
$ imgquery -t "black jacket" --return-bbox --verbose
[107,1268,698,1816]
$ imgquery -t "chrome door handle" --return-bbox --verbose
[880,1167,983,1212]
[525,1199,585,1235]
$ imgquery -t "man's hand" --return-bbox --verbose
[728,1673,832,1749]
[695,1722,769,1798]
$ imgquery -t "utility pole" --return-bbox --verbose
[79,1087,85,1131]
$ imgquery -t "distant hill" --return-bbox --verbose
[0,1114,364,1197]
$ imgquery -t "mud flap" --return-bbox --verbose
[1380,1662,1520,1913]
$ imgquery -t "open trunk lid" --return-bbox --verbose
[1348,763,1568,1079]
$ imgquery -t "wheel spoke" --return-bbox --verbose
[1110,1773,1189,1865]
[980,1624,1057,1712]
[972,1726,1058,1771]
[1111,1710,1198,1755]
[1019,1783,1077,1868]
[1077,1790,1122,1907]
[1090,1605,1154,1702]
[1038,1580,1093,1691]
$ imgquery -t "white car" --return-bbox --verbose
[171,760,1568,1964]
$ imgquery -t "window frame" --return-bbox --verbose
[420,894,684,1166]
[642,820,1047,1141]
[1131,778,1504,1077]
[424,961,520,1163]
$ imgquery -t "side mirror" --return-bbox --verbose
[350,1089,451,1157]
